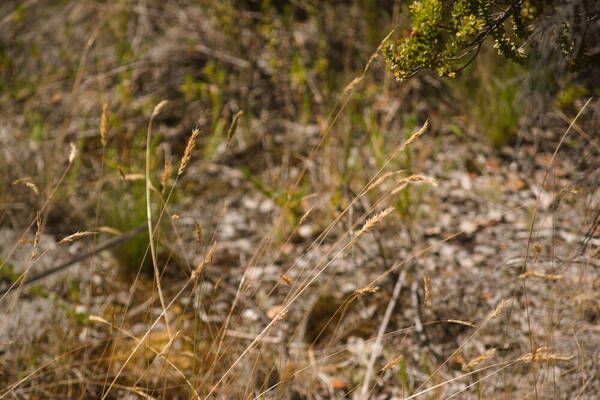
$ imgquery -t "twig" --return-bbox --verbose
[357,269,407,399]
[0,225,146,296]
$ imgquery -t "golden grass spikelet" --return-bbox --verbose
[100,103,109,147]
[298,206,314,226]
[59,231,97,244]
[518,271,564,281]
[190,262,206,282]
[178,128,201,177]
[380,354,404,371]
[32,212,42,258]
[354,286,379,295]
[392,175,437,195]
[462,348,496,371]
[281,275,293,286]
[194,222,202,243]
[12,177,39,195]
[204,242,218,265]
[423,275,431,307]
[151,100,169,118]
[490,299,511,319]
[402,121,428,148]
[68,142,76,163]
[23,181,39,195]
[354,207,394,240]
[342,76,364,95]
[190,242,216,281]
[516,347,573,363]
[392,121,429,158]
[401,175,438,186]
[11,177,33,185]
[160,159,171,190]
[226,110,244,141]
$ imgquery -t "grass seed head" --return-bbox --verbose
[354,207,394,240]
[178,128,201,177]
[381,354,404,371]
[517,347,573,363]
[463,348,496,371]
[151,100,169,118]
[194,222,202,243]
[100,103,109,147]
[68,142,77,163]
[59,231,97,245]
[226,110,244,141]
[423,275,431,306]
[354,286,379,295]
[161,159,172,190]
[392,120,429,157]
[490,299,511,319]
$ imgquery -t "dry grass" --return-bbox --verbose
[0,1,598,399]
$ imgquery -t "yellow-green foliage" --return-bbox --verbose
[383,0,597,80]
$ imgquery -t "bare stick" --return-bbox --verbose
[0,225,146,296]
[146,101,172,338]
[357,269,407,399]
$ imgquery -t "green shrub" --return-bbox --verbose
[384,0,598,80]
